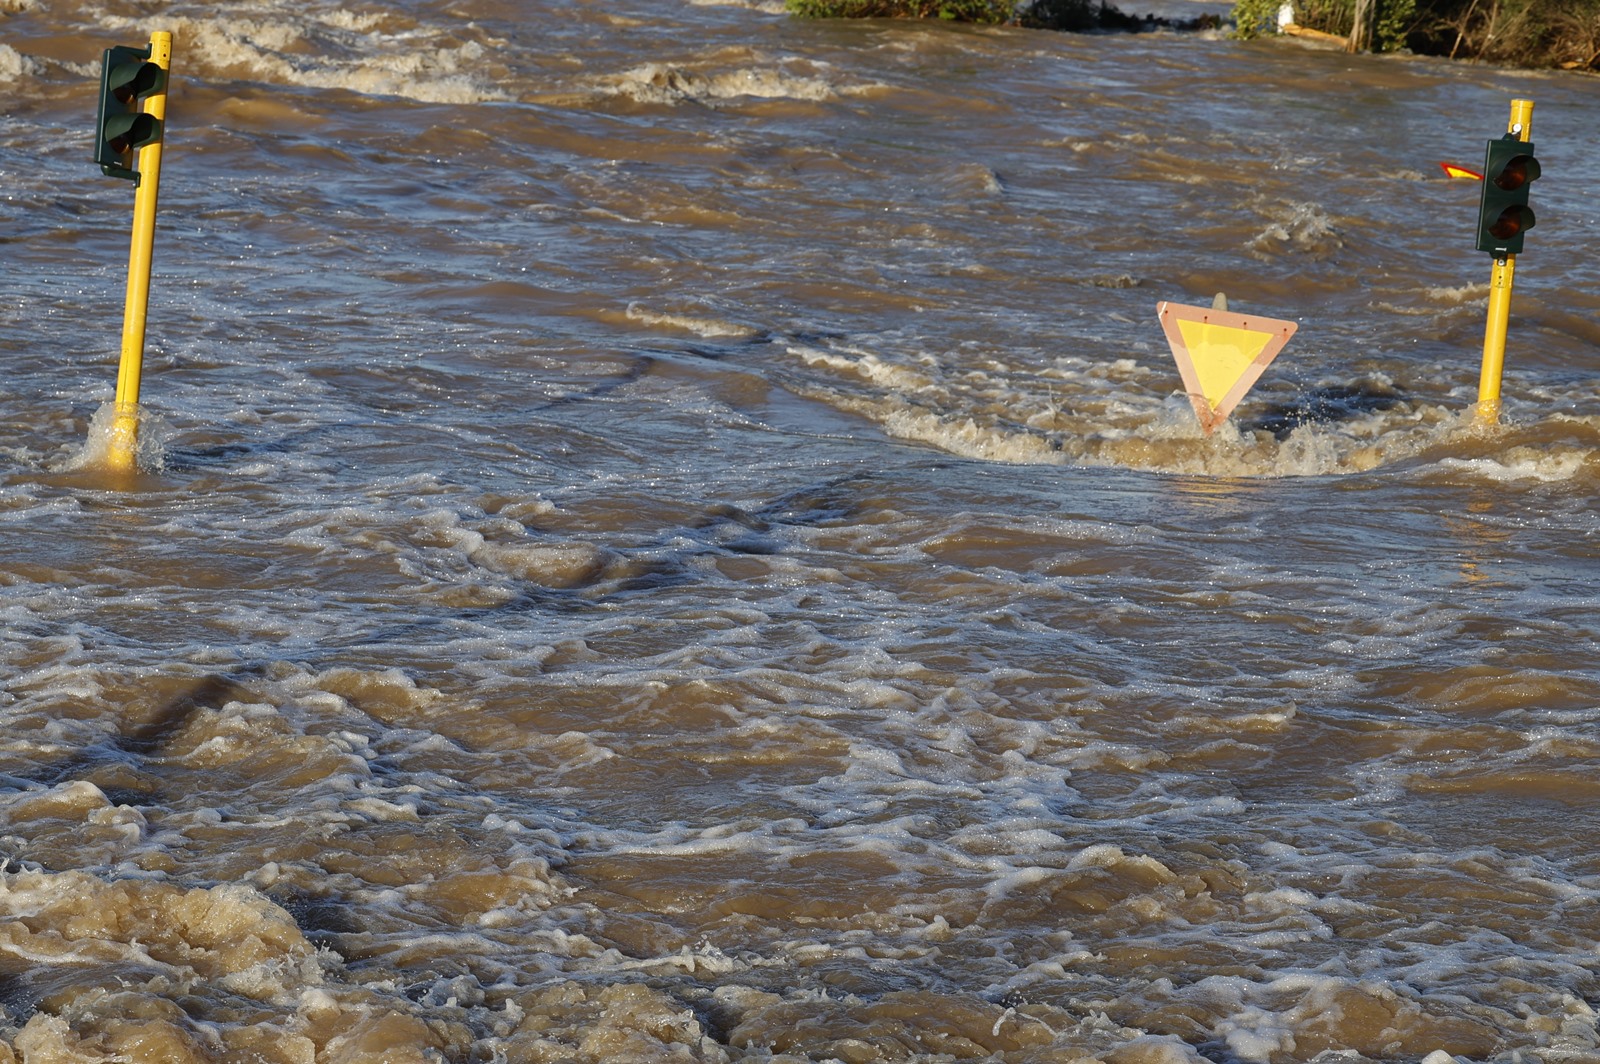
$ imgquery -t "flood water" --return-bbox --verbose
[3,1,1600,1061]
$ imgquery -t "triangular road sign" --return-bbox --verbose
[1157,301,1298,435]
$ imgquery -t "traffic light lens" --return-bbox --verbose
[1492,155,1540,192]
[1489,205,1534,241]
[103,113,157,155]
[108,60,163,105]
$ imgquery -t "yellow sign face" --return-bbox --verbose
[1157,302,1298,435]
[1176,320,1274,410]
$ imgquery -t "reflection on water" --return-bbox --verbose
[2,0,1600,1061]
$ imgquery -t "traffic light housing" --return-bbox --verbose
[95,44,165,182]
[1475,134,1539,256]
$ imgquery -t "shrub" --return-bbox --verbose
[1241,0,1600,65]
[786,0,1221,31]
[1231,0,1283,38]
[1018,0,1102,31]
[1411,0,1600,67]
[1234,0,1417,50]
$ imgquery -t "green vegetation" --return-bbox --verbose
[1017,0,1102,30]
[1237,0,1600,70]
[1233,0,1416,50]
[784,0,1215,32]
[786,0,1600,69]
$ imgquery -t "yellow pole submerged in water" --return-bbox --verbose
[107,30,173,473]
[1475,98,1534,426]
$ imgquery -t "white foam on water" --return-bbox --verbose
[588,46,879,105]
[1248,201,1344,259]
[783,336,1600,482]
[98,9,507,103]
[1434,449,1591,483]
[598,61,840,104]
[1426,284,1491,305]
[626,302,761,339]
[687,0,789,11]
[0,42,37,78]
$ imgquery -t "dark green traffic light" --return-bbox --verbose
[95,45,165,182]
[1475,134,1540,256]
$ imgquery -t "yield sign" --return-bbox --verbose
[1157,301,1298,435]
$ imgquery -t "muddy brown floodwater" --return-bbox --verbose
[2,1,1599,1061]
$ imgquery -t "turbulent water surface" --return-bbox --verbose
[3,0,1600,1061]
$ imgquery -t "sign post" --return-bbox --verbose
[1475,99,1537,426]
[94,31,173,472]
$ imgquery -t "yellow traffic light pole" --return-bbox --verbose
[106,30,172,473]
[1475,98,1533,426]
